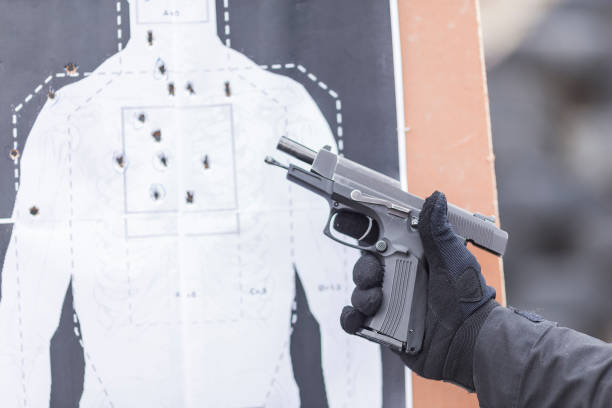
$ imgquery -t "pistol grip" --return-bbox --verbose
[357,252,427,354]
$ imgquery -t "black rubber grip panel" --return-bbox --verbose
[447,209,508,256]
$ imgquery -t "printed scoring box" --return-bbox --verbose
[121,104,238,238]
[135,0,209,24]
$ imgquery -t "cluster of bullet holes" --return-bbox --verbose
[143,31,226,205]
[136,112,194,205]
[148,27,233,97]
[155,60,198,97]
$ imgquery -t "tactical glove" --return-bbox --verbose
[339,191,498,390]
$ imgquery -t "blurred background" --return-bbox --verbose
[480,0,612,341]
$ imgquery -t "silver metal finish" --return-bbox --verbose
[264,156,288,170]
[273,135,509,356]
[375,240,387,252]
[474,213,496,224]
[277,136,317,165]
[350,189,412,215]
[357,217,374,241]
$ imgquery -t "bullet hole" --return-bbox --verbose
[202,154,210,169]
[9,149,19,160]
[154,58,167,79]
[147,30,153,46]
[149,184,166,202]
[158,152,168,167]
[186,82,195,95]
[153,151,170,172]
[113,152,127,172]
[225,81,231,97]
[64,63,78,75]
[133,112,147,129]
[48,89,56,100]
[29,206,39,216]
[186,190,194,204]
[168,82,175,96]
[151,129,162,142]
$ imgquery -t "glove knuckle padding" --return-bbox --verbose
[353,253,383,289]
[340,306,365,334]
[456,266,483,302]
[351,287,383,316]
[341,253,383,335]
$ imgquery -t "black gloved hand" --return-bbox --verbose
[339,191,498,391]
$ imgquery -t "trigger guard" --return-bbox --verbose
[324,206,376,252]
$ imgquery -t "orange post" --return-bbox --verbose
[397,0,505,406]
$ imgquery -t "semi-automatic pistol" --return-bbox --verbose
[266,136,508,354]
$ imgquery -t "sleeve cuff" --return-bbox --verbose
[473,306,555,408]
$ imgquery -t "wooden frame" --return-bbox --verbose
[397,1,506,406]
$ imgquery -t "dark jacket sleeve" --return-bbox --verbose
[473,306,612,407]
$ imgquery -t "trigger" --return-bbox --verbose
[358,217,373,241]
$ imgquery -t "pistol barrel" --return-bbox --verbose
[277,136,317,165]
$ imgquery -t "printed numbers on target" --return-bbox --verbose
[249,287,267,296]
[318,283,342,292]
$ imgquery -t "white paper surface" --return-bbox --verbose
[0,0,385,406]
